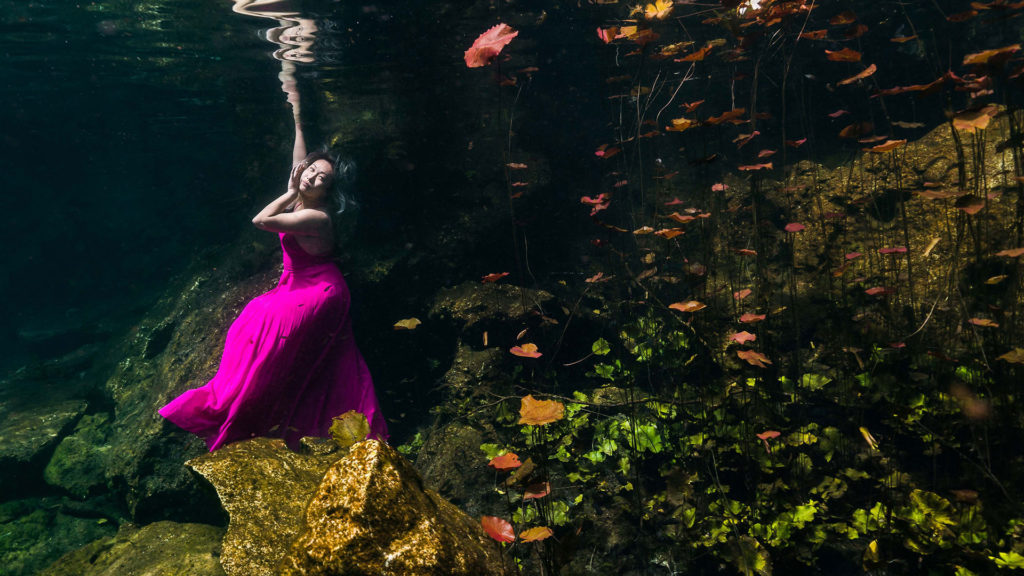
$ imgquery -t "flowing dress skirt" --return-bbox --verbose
[159,232,387,450]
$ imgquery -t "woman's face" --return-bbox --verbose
[300,159,334,198]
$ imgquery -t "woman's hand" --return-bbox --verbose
[288,160,307,194]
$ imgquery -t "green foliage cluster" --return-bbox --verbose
[477,307,1024,574]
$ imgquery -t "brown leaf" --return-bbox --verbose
[519,395,565,425]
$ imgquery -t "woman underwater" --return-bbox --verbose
[159,15,387,450]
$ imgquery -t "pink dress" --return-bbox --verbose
[159,231,388,451]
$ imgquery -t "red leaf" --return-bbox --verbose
[481,516,515,543]
[827,109,850,118]
[786,137,808,148]
[825,47,862,62]
[489,452,522,471]
[730,331,757,344]
[878,246,907,254]
[510,343,543,358]
[865,139,907,153]
[597,27,619,44]
[756,430,781,440]
[712,182,729,192]
[739,313,766,323]
[465,24,519,68]
[784,222,806,233]
[733,288,752,301]
[969,318,999,328]
[845,252,862,260]
[738,162,773,171]
[482,272,510,283]
[523,482,551,500]
[865,286,895,296]
[758,149,777,158]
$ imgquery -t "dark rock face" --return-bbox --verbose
[0,399,87,495]
[39,521,226,576]
[0,497,117,576]
[44,413,113,499]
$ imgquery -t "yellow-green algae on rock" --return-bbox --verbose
[281,439,512,576]
[186,437,341,576]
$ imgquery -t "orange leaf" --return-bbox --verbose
[995,247,1024,257]
[669,300,706,312]
[510,343,542,358]
[825,47,862,62]
[519,395,565,425]
[733,288,752,301]
[489,452,522,471]
[837,63,877,86]
[654,228,685,239]
[482,272,510,283]
[953,106,999,132]
[738,162,773,171]
[464,24,518,68]
[520,526,554,543]
[481,516,515,542]
[737,349,772,368]
[963,44,1020,66]
[865,139,907,153]
[969,318,999,328]
[739,313,766,323]
[523,481,551,500]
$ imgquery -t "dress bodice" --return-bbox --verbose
[280,232,335,271]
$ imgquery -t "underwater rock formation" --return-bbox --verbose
[0,399,87,495]
[282,439,511,576]
[185,437,341,576]
[39,521,226,576]
[43,413,112,499]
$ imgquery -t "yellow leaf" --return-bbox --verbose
[645,0,674,19]
[859,426,879,450]
[393,317,422,330]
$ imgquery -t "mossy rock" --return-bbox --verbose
[44,413,113,499]
[0,498,117,576]
[40,521,226,576]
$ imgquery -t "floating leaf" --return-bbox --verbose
[986,274,1008,284]
[859,426,879,450]
[596,27,619,44]
[829,10,857,25]
[481,516,515,543]
[953,105,998,132]
[511,343,542,358]
[482,272,510,283]
[393,317,422,330]
[654,228,685,239]
[665,117,696,132]
[786,137,808,147]
[758,149,777,158]
[670,300,706,312]
[955,195,986,215]
[738,162,773,171]
[825,47,862,62]
[784,222,806,232]
[865,286,895,296]
[489,452,522,471]
[963,44,1020,66]
[845,252,862,260]
[865,139,907,153]
[705,108,746,125]
[712,182,729,191]
[520,526,554,543]
[519,395,565,425]
[997,348,1024,363]
[733,288,752,300]
[644,0,674,19]
[995,247,1024,257]
[739,313,766,323]
[837,63,877,86]
[523,481,551,500]
[828,109,850,118]
[730,331,757,344]
[799,29,828,40]
[737,349,772,368]
[878,246,907,254]
[969,318,999,328]
[756,430,781,440]
[464,24,519,68]
[507,162,528,169]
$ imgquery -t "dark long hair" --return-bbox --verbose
[303,147,356,215]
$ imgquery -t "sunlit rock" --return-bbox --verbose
[282,439,511,576]
[185,437,341,576]
[39,521,225,576]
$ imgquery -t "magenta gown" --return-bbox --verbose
[159,231,388,451]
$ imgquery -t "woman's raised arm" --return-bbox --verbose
[279,59,307,166]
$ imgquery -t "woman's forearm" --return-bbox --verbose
[252,190,299,227]
[292,117,307,165]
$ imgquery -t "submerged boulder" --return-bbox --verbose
[39,521,226,576]
[0,399,87,495]
[43,413,113,499]
[185,437,342,576]
[282,439,511,576]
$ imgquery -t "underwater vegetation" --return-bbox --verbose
[424,1,1024,574]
